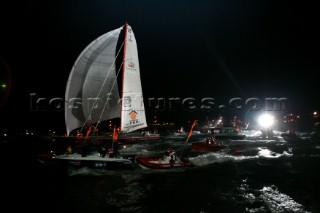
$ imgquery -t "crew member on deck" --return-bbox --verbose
[81,144,88,157]
[211,136,216,145]
[66,146,72,154]
[206,138,211,144]
[108,148,118,158]
[165,148,176,165]
[99,146,107,157]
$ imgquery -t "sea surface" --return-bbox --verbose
[1,130,320,213]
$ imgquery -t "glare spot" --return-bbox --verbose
[258,114,274,128]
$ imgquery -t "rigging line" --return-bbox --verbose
[79,40,125,134]
[95,59,124,131]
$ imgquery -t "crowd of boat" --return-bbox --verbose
[32,125,320,170]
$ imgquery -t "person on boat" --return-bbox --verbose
[66,145,72,154]
[81,144,88,157]
[206,136,216,145]
[164,148,176,164]
[107,148,119,158]
[99,146,107,157]
[206,138,210,144]
[164,147,173,156]
[108,148,114,158]
[49,150,56,158]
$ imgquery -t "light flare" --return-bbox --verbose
[258,114,274,128]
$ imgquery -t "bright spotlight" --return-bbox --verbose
[258,114,274,128]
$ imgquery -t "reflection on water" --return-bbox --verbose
[259,186,309,213]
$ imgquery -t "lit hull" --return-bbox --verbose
[136,157,194,169]
[37,153,134,169]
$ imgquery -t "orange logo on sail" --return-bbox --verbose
[129,110,137,120]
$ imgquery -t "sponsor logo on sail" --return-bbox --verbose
[129,110,137,120]
[129,110,139,125]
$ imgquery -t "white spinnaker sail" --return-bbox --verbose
[120,24,147,133]
[65,27,122,136]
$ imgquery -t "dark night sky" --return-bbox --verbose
[1,0,319,132]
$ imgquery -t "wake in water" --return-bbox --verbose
[189,147,292,167]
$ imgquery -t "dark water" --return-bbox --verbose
[2,131,320,213]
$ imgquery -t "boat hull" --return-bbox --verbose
[209,127,246,140]
[136,157,194,169]
[37,153,134,169]
[191,142,228,152]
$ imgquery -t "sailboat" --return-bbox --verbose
[60,23,159,145]
[40,23,161,168]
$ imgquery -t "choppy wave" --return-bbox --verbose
[189,147,292,167]
[28,133,320,213]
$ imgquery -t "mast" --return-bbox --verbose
[120,23,128,132]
